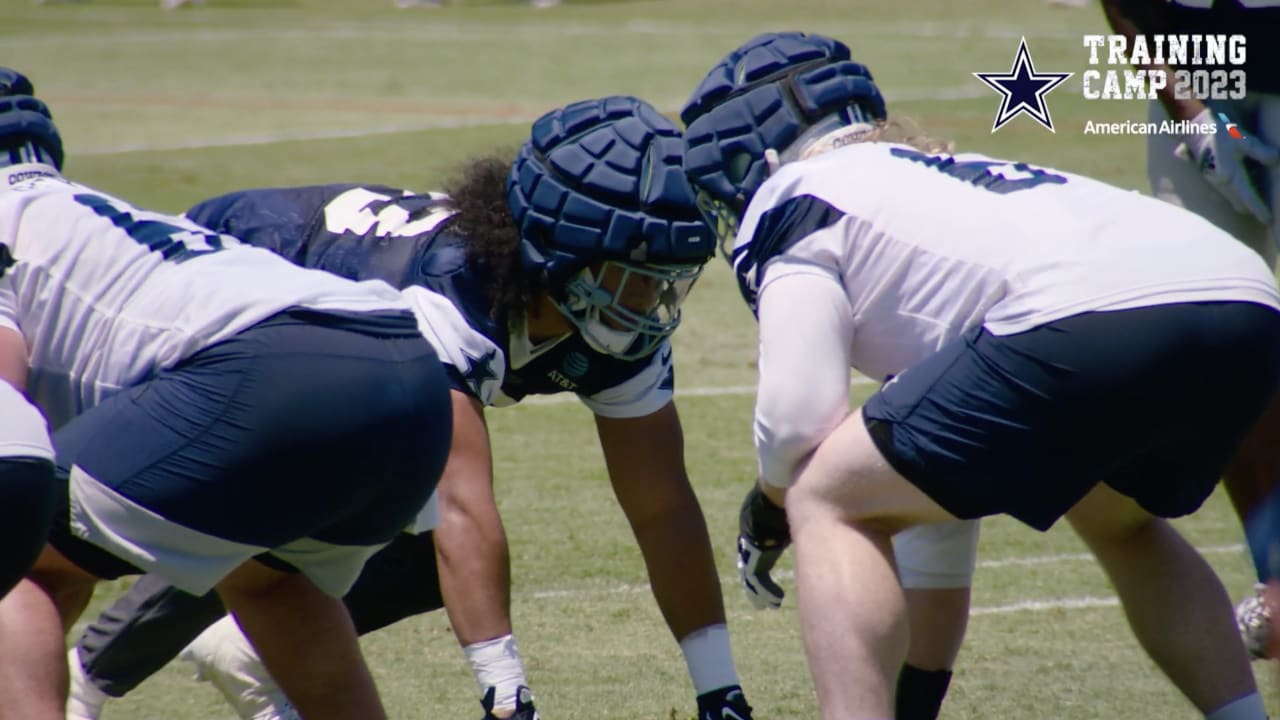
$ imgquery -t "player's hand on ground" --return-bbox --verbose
[1177,107,1280,225]
[737,534,787,610]
[737,483,791,610]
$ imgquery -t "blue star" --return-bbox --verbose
[460,347,499,395]
[973,37,1073,133]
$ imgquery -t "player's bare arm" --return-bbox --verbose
[433,389,514,647]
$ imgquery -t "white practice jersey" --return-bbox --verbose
[739,142,1280,381]
[740,143,1280,488]
[0,165,411,429]
[0,379,53,460]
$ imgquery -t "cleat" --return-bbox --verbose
[179,617,299,720]
[697,685,753,720]
[1237,582,1273,660]
[481,685,540,720]
[65,648,110,720]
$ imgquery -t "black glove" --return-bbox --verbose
[736,484,790,610]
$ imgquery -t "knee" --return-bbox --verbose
[784,480,884,536]
[895,522,979,589]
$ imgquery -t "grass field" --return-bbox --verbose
[3,0,1276,717]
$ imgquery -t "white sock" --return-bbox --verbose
[464,634,528,710]
[1206,692,1268,720]
[679,624,739,695]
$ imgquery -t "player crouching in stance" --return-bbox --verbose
[0,70,453,720]
[682,32,1280,720]
[65,97,756,720]
[686,34,976,720]
[0,71,60,603]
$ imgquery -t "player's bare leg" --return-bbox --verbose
[903,587,969,670]
[1223,389,1280,536]
[0,545,98,720]
[216,560,386,720]
[1067,485,1260,715]
[1222,390,1280,658]
[895,521,976,720]
[786,409,956,720]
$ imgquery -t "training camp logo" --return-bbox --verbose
[974,37,1073,133]
[1079,33,1247,136]
[1081,33,1246,101]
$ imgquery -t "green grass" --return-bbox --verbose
[5,0,1276,716]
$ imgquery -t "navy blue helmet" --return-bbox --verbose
[680,33,886,253]
[507,96,714,360]
[0,68,64,170]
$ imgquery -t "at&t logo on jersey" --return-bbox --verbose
[545,369,579,391]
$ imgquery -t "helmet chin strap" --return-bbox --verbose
[777,120,878,166]
[580,315,639,356]
[797,122,876,160]
[764,148,782,176]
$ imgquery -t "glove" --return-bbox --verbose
[737,483,791,610]
[1176,107,1280,225]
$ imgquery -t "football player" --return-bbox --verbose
[685,34,977,720]
[682,32,1280,720]
[0,71,59,601]
[1099,0,1280,660]
[0,70,454,720]
[66,97,755,720]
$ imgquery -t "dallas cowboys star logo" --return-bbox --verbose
[973,37,1073,133]
[459,347,499,396]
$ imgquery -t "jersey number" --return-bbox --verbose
[74,194,231,262]
[890,147,1068,194]
[324,188,454,239]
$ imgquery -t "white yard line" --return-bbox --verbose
[69,86,991,157]
[74,117,537,156]
[520,377,879,406]
[526,544,1247,619]
[969,595,1120,616]
[0,24,1084,49]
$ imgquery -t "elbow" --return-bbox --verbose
[755,421,825,488]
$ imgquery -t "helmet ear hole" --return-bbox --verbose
[726,152,753,185]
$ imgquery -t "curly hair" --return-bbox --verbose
[442,150,531,322]
[859,117,955,155]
